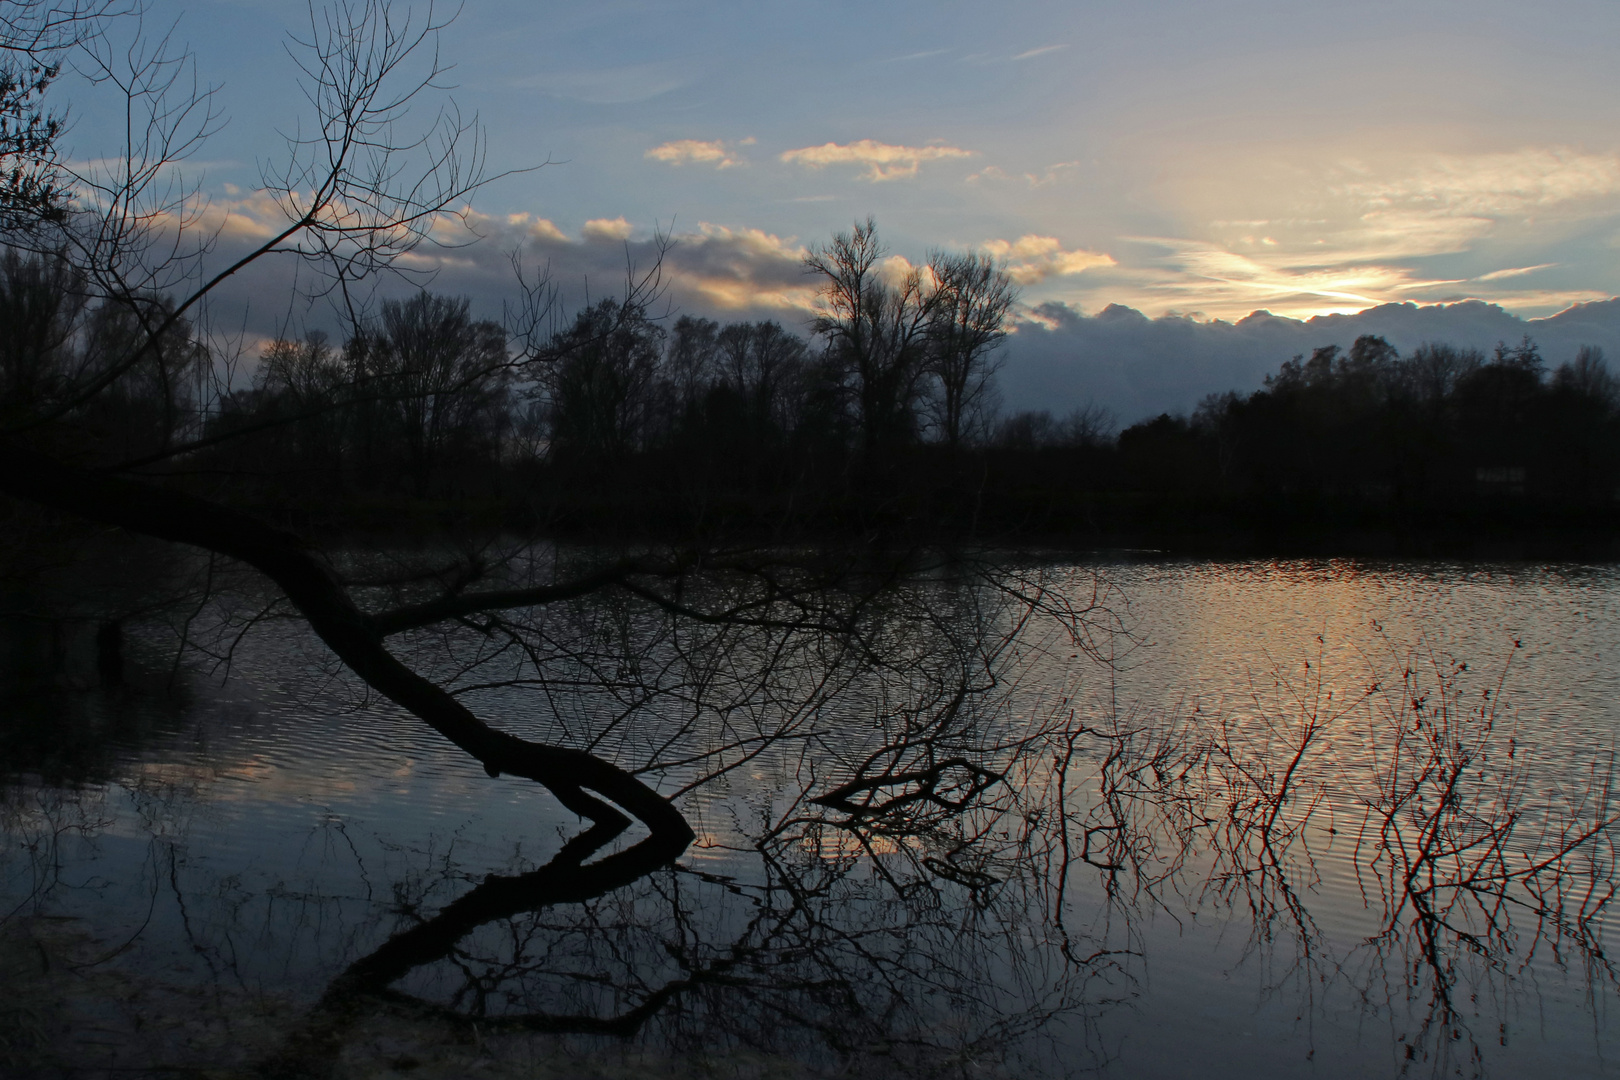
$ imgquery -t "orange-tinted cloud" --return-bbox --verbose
[981,235,1115,284]
[780,139,976,181]
[645,138,753,170]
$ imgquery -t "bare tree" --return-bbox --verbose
[713,318,808,436]
[804,218,943,461]
[543,296,666,461]
[925,249,1015,452]
[349,292,510,496]
[666,313,718,412]
[0,0,495,447]
[0,2,697,852]
[1553,344,1618,410]
[0,0,127,228]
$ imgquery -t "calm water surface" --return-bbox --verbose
[2,556,1616,1078]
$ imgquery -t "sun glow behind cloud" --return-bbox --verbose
[1053,145,1620,320]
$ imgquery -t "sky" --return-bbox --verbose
[54,0,1620,416]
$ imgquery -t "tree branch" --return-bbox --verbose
[0,436,695,846]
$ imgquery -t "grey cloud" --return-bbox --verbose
[1001,299,1620,424]
[188,211,814,352]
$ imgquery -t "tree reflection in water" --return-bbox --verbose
[2,556,1616,1078]
[1060,635,1617,1076]
[262,557,1130,1077]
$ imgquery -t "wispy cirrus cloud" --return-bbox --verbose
[1011,43,1069,60]
[1338,148,1620,217]
[967,159,1082,188]
[510,62,684,105]
[780,139,976,181]
[1305,148,1620,265]
[1121,237,1452,315]
[1476,263,1557,282]
[1106,145,1620,319]
[645,137,755,170]
[1079,237,1601,322]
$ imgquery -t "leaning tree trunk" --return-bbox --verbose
[0,439,693,844]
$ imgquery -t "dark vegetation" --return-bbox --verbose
[184,324,1620,554]
[10,238,1617,550]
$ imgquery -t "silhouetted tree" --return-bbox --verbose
[925,250,1015,452]
[0,0,110,229]
[252,331,348,483]
[0,1,696,861]
[714,320,807,430]
[347,293,510,497]
[805,218,943,463]
[666,313,718,415]
[1117,412,1214,494]
[1553,344,1617,406]
[545,297,665,462]
[0,246,83,419]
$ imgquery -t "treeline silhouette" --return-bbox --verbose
[6,232,1620,547]
[1101,334,1620,539]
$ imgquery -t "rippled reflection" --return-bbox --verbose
[1,555,1616,1078]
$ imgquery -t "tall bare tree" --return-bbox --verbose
[350,292,511,496]
[925,249,1015,452]
[804,218,943,461]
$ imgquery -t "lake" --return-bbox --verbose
[2,552,1616,1078]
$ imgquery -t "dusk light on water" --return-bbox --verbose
[0,2,1617,1077]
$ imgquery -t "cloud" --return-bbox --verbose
[456,215,811,314]
[1109,145,1620,320]
[667,223,814,311]
[1117,236,1457,315]
[980,235,1115,284]
[1011,44,1069,60]
[780,139,976,181]
[1026,160,1082,187]
[645,138,750,169]
[133,184,836,361]
[1339,148,1620,217]
[504,213,569,243]
[582,217,634,242]
[1476,264,1557,282]
[1305,148,1620,265]
[967,160,1081,188]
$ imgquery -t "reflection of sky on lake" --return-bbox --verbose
[3,557,1617,1077]
[1081,559,1620,755]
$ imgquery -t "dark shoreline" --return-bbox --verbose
[224,491,1620,564]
